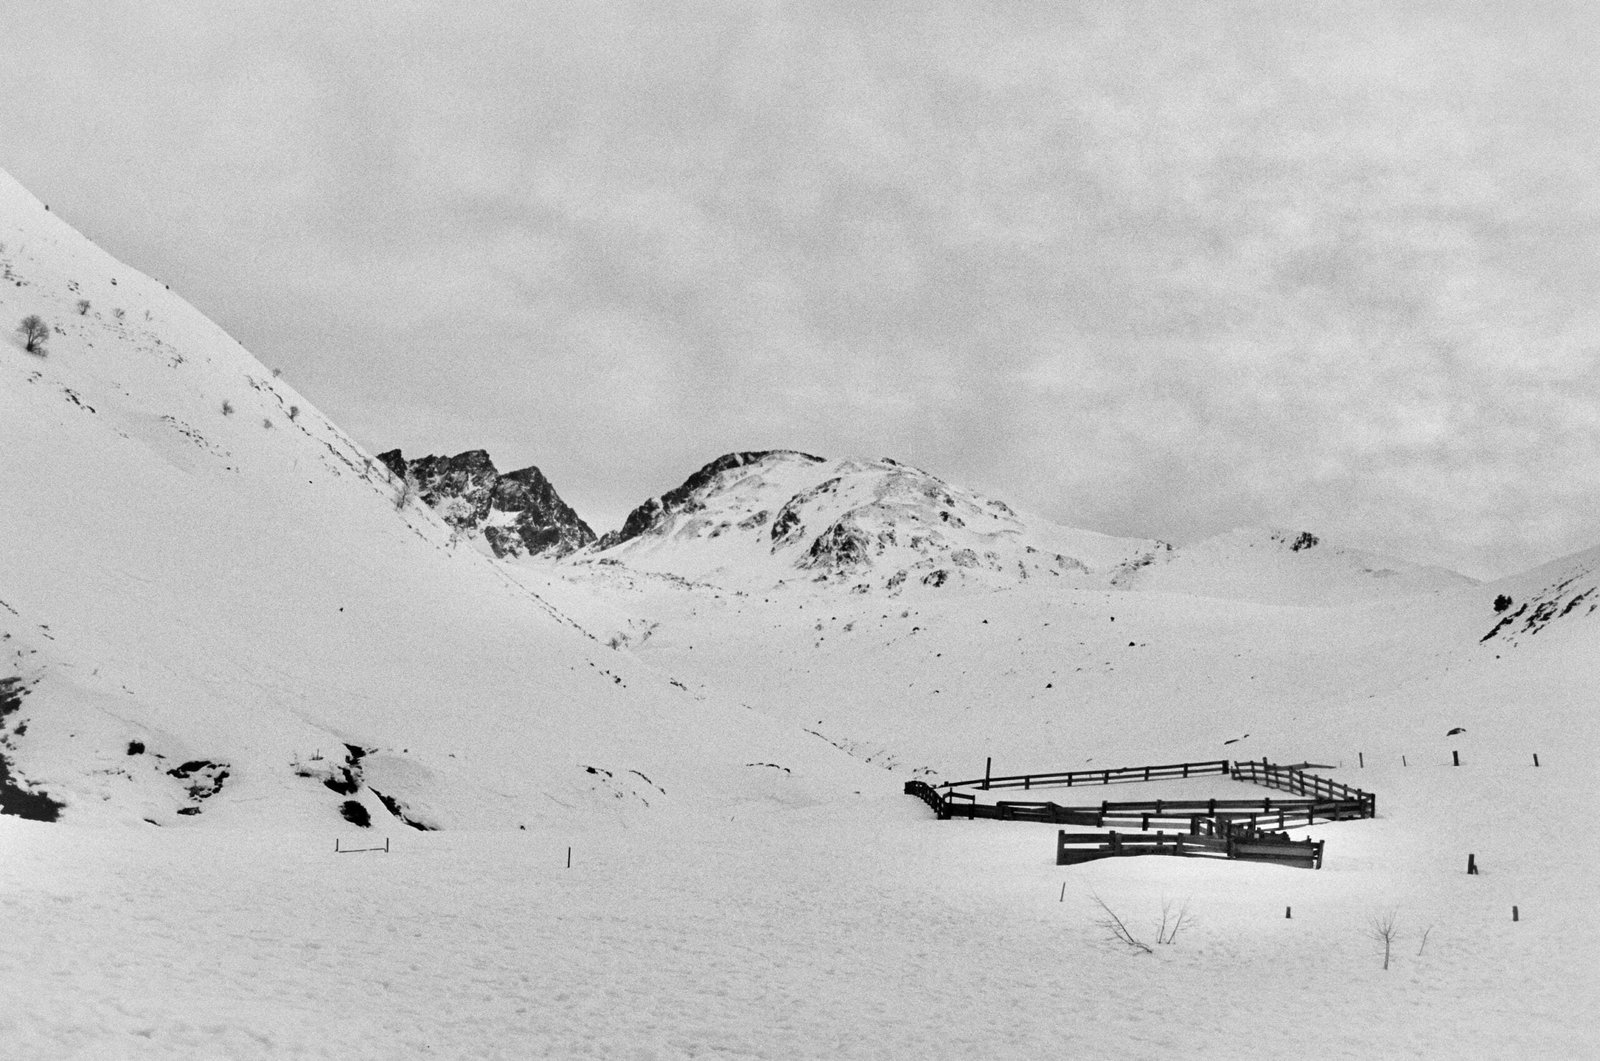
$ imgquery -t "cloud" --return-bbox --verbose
[2,0,1598,575]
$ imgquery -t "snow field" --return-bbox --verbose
[4,755,1594,1061]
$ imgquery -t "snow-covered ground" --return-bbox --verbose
[4,166,1598,1058]
[5,761,1593,1059]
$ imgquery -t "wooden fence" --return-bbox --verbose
[1231,758,1376,818]
[938,759,1230,793]
[1056,828,1324,869]
[908,758,1372,871]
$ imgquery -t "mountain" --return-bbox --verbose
[377,448,595,559]
[0,167,873,829]
[575,450,1472,607]
[581,450,1164,590]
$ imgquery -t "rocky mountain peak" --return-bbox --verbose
[378,448,595,558]
[594,450,825,551]
[580,450,1158,591]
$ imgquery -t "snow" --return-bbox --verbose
[3,166,1598,1057]
[4,768,1593,1059]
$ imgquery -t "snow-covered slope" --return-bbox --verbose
[0,169,874,829]
[1111,526,1476,605]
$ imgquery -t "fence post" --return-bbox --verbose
[1453,749,1460,767]
[1467,853,1477,875]
[1533,753,1539,767]
[984,757,991,790]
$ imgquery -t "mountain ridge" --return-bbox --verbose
[377,447,596,558]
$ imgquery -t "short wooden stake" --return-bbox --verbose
[567,846,572,869]
[1467,853,1478,875]
[1285,906,1292,919]
[1358,752,1364,769]
[1533,753,1539,767]
[984,757,991,791]
[1512,905,1519,922]
[1402,755,1407,767]
[1059,882,1066,902]
[1453,749,1460,767]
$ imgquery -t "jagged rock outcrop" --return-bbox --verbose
[377,448,595,558]
[594,450,825,551]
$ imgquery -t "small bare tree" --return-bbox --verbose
[75,299,90,315]
[1417,925,1433,957]
[1368,909,1400,970]
[1092,894,1152,954]
[16,314,48,355]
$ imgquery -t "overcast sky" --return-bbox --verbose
[4,1,1598,578]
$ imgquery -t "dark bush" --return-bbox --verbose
[340,800,371,827]
[1493,594,1513,613]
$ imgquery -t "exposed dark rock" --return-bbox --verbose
[373,788,436,831]
[0,676,23,722]
[800,521,872,570]
[0,678,64,821]
[323,771,360,796]
[340,800,371,827]
[167,760,229,805]
[596,451,824,550]
[377,448,595,558]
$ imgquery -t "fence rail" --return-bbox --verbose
[1231,758,1376,817]
[940,759,1230,792]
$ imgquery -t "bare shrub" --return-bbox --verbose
[287,405,300,421]
[75,299,90,315]
[1156,897,1194,945]
[16,314,48,355]
[1092,894,1152,954]
[221,400,234,416]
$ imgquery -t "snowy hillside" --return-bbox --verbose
[1111,526,1476,605]
[0,169,875,830]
